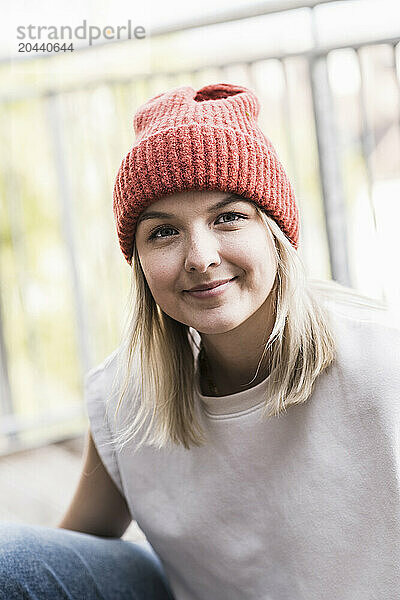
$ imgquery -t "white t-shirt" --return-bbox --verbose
[85,299,400,600]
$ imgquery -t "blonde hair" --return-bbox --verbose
[109,204,387,452]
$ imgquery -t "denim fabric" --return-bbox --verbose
[0,522,175,600]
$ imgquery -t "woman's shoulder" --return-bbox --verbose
[84,347,121,406]
[83,346,138,412]
[84,347,121,386]
[319,291,400,385]
[321,293,399,336]
[311,279,399,331]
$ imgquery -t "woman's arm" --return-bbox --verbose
[57,428,132,538]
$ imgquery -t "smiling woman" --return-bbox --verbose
[1,82,399,600]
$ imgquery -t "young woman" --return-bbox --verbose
[1,83,399,600]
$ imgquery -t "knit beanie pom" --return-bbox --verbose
[194,83,250,102]
[113,82,299,265]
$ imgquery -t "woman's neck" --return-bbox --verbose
[199,350,272,396]
[199,298,275,396]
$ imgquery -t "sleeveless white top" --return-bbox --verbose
[85,299,400,600]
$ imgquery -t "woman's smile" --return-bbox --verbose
[183,277,238,298]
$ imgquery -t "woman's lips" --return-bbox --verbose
[184,277,237,299]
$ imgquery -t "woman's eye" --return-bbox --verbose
[149,226,178,240]
[216,212,246,224]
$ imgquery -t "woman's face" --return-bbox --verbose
[135,190,278,335]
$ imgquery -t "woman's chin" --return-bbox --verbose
[189,317,243,335]
[163,305,247,334]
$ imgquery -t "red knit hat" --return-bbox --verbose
[113,83,299,264]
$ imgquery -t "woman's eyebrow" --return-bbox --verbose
[137,195,244,224]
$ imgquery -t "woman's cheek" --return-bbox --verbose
[146,258,178,294]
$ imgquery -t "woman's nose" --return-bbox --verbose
[184,231,221,273]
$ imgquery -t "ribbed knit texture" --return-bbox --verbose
[113,83,299,264]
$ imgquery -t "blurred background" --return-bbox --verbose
[0,0,399,536]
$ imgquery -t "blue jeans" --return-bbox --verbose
[0,522,175,599]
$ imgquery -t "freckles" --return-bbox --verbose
[145,259,177,294]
